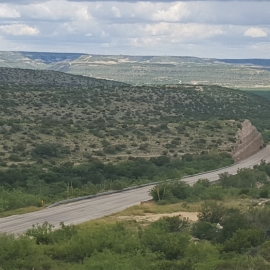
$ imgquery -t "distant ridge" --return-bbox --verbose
[218,59,270,67]
[19,51,87,64]
[15,52,270,66]
[0,51,270,88]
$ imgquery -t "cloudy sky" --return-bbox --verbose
[0,0,269,58]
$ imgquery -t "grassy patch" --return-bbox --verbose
[0,206,42,218]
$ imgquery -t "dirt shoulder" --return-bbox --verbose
[117,211,198,223]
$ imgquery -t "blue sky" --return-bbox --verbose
[0,0,269,58]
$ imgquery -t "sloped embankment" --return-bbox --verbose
[233,120,264,161]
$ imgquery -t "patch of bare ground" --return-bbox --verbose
[117,211,198,223]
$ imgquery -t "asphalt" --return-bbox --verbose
[1,145,270,235]
[184,146,270,185]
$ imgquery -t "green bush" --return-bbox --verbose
[8,154,22,162]
[223,229,265,253]
[32,143,59,158]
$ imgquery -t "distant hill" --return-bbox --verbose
[0,67,127,88]
[218,59,270,67]
[20,51,87,64]
[0,52,270,88]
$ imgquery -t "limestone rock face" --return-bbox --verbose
[232,120,264,161]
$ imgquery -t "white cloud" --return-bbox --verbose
[21,1,91,21]
[128,37,157,47]
[0,4,20,18]
[249,42,270,54]
[144,23,224,39]
[0,1,269,58]
[0,24,39,36]
[244,27,267,38]
[152,2,190,22]
[111,6,121,18]
[101,30,108,37]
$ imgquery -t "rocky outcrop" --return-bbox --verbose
[232,120,264,161]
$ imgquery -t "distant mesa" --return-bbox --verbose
[218,59,270,67]
[19,51,87,64]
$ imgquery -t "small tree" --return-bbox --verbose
[198,201,225,223]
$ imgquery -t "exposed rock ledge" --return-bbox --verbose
[232,119,264,161]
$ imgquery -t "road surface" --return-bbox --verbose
[1,146,270,235]
[184,146,270,185]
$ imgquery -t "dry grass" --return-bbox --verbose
[110,201,203,217]
[0,206,42,218]
[78,196,259,230]
[117,211,198,223]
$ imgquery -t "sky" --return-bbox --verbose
[0,0,269,58]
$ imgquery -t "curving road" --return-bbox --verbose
[184,146,270,185]
[1,145,270,235]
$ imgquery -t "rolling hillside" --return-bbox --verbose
[0,68,270,167]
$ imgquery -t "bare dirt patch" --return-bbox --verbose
[117,211,198,223]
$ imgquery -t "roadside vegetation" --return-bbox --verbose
[150,161,270,204]
[0,152,232,213]
[2,162,270,269]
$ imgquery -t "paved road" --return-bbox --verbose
[1,145,270,235]
[184,146,270,185]
[0,186,153,235]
